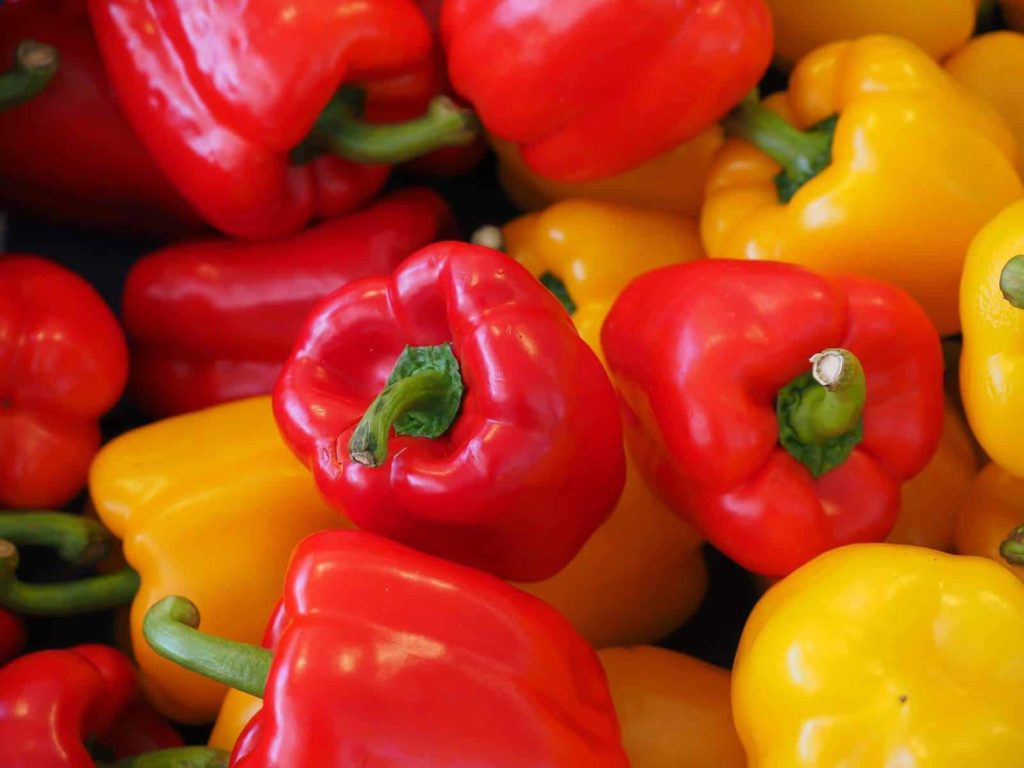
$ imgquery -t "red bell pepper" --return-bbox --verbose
[142,530,629,766]
[273,242,625,581]
[87,0,478,239]
[124,189,453,417]
[441,0,773,182]
[0,1,201,236]
[601,260,944,577]
[0,643,223,768]
[0,256,128,509]
[0,608,24,665]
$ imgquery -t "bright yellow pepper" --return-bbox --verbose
[961,199,1024,476]
[957,463,1024,582]
[210,689,261,751]
[766,0,978,67]
[491,129,723,219]
[734,543,1024,766]
[703,35,1021,336]
[947,31,1024,178]
[88,396,342,724]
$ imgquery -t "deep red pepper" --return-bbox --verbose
[441,0,773,182]
[0,608,24,665]
[87,0,477,239]
[273,241,625,581]
[123,189,453,417]
[142,530,629,767]
[0,1,201,236]
[601,260,944,577]
[0,256,128,509]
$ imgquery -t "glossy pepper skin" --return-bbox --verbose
[274,242,625,582]
[602,260,944,576]
[124,189,452,417]
[442,0,771,182]
[957,463,1024,583]
[703,35,1021,336]
[766,0,977,66]
[0,644,183,767]
[0,1,200,235]
[734,544,1024,766]
[0,608,24,665]
[86,0,435,239]
[1,256,128,509]
[88,397,339,724]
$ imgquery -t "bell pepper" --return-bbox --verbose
[704,35,1022,336]
[441,0,771,183]
[124,189,453,417]
[490,128,723,218]
[766,0,977,67]
[0,607,24,665]
[602,259,944,576]
[0,255,128,509]
[145,530,629,766]
[733,543,1024,765]
[0,1,200,235]
[957,463,1024,582]
[947,32,1024,179]
[88,396,340,724]
[0,643,226,768]
[274,241,625,582]
[885,405,978,551]
[87,0,476,239]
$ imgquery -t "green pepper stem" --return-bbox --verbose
[999,256,1024,309]
[101,747,231,768]
[0,39,59,111]
[1000,524,1024,566]
[0,511,112,565]
[0,540,139,615]
[143,596,272,698]
[790,349,866,443]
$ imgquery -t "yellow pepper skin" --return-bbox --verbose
[703,35,1021,336]
[598,646,744,768]
[886,406,978,551]
[947,31,1024,178]
[961,199,1024,477]
[767,0,977,67]
[957,463,1024,582]
[209,689,262,751]
[734,544,1024,766]
[88,396,341,724]
[491,129,723,219]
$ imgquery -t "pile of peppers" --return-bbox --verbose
[4,0,1024,765]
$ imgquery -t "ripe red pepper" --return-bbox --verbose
[123,189,453,417]
[87,0,478,239]
[442,0,773,182]
[143,530,630,766]
[0,256,128,509]
[274,242,625,581]
[602,260,944,576]
[0,608,24,665]
[0,643,216,768]
[0,1,201,236]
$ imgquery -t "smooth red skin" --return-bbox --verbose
[123,189,453,417]
[229,530,628,767]
[0,1,201,236]
[274,242,625,582]
[601,260,944,577]
[101,700,184,760]
[86,0,435,240]
[0,256,128,508]
[0,644,181,768]
[442,0,772,182]
[0,609,25,666]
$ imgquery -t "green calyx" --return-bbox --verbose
[776,348,867,477]
[724,91,837,203]
[349,343,464,468]
[99,747,231,768]
[999,255,1024,309]
[292,87,478,166]
[1000,524,1024,566]
[0,39,59,112]
[539,272,577,315]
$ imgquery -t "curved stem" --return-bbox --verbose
[0,39,59,111]
[1000,524,1024,567]
[1000,255,1024,309]
[143,596,272,698]
[0,511,112,565]
[0,540,139,615]
[101,747,230,768]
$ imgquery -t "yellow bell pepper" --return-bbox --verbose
[491,129,723,218]
[947,31,1024,178]
[210,689,262,751]
[703,35,1021,336]
[734,543,1024,766]
[957,463,1024,582]
[88,396,341,724]
[766,0,977,67]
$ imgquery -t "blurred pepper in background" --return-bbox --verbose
[957,463,1024,581]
